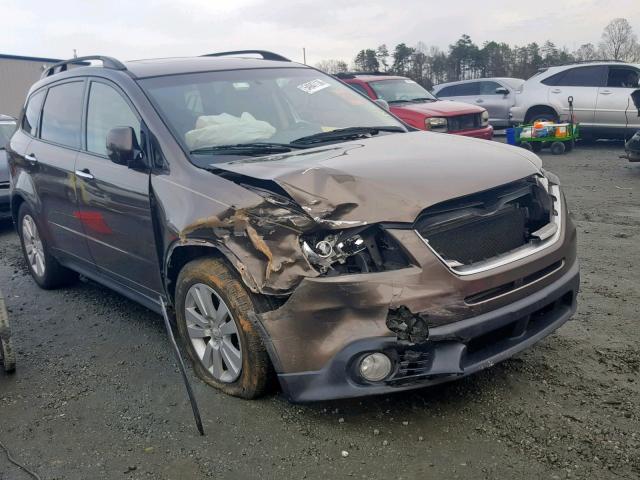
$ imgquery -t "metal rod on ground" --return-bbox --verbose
[159,297,204,436]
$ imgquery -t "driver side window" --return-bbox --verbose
[606,67,639,88]
[86,82,141,156]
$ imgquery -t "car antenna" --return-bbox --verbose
[159,297,205,436]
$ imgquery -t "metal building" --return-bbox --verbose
[0,54,62,118]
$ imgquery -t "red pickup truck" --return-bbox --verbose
[337,73,493,140]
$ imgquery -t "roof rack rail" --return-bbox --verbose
[554,59,628,67]
[334,71,391,78]
[41,55,126,79]
[202,50,291,62]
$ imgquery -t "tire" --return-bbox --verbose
[17,203,77,289]
[550,141,566,155]
[0,292,15,373]
[531,142,543,153]
[175,257,271,399]
[525,112,558,124]
[565,139,575,152]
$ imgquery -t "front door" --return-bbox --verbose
[546,65,605,126]
[478,80,512,126]
[74,80,163,299]
[595,66,640,130]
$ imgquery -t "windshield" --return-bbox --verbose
[140,68,405,163]
[0,121,17,148]
[369,79,437,103]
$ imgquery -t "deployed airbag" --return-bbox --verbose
[185,112,276,150]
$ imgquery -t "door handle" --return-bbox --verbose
[476,99,484,103]
[551,89,562,94]
[75,168,95,180]
[599,90,612,95]
[25,153,37,163]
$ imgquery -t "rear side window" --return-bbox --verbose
[21,90,46,136]
[41,81,85,148]
[86,82,141,156]
[442,83,479,96]
[436,85,456,97]
[542,66,606,87]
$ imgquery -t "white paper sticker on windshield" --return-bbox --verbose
[404,79,416,84]
[297,79,331,94]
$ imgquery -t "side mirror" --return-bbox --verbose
[106,126,143,167]
[374,98,390,111]
[495,87,509,95]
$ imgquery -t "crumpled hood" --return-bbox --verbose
[215,131,542,226]
[393,100,484,117]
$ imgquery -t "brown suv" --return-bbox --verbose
[7,52,578,401]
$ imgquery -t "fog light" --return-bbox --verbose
[359,353,393,382]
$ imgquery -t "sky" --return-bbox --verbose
[2,0,639,65]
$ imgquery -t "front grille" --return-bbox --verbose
[425,206,526,265]
[416,177,553,268]
[447,113,482,132]
[0,182,9,190]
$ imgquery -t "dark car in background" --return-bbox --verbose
[337,72,494,139]
[433,77,524,128]
[0,114,18,217]
[8,52,577,402]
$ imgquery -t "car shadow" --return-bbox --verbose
[0,217,14,233]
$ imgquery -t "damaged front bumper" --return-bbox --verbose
[277,258,579,402]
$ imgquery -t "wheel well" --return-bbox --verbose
[525,105,559,123]
[10,194,24,224]
[165,245,224,303]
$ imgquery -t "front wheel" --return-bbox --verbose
[175,257,271,399]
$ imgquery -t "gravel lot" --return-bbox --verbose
[1,141,639,480]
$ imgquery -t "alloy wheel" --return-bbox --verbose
[184,283,242,383]
[22,215,45,277]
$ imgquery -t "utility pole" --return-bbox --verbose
[303,47,306,65]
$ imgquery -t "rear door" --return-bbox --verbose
[478,81,512,126]
[545,66,605,125]
[74,79,163,298]
[594,65,640,129]
[26,80,94,267]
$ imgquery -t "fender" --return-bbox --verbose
[163,237,262,303]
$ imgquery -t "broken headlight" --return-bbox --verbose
[301,226,411,275]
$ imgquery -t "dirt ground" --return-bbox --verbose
[0,141,638,480]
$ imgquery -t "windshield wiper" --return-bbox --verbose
[291,126,405,145]
[190,142,304,156]
[410,97,436,102]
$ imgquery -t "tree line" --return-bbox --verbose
[315,18,640,89]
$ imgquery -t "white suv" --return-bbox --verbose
[510,62,640,137]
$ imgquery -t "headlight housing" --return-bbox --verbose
[425,117,447,132]
[301,226,411,275]
[481,110,489,126]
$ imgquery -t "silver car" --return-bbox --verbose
[509,62,640,137]
[433,78,524,128]
[0,115,17,217]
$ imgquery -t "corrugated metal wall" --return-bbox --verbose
[0,59,56,118]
